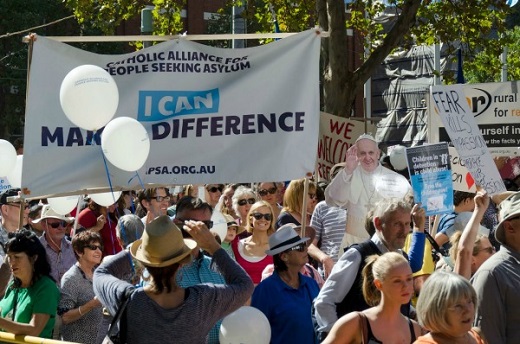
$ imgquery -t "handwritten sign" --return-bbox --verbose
[449,147,477,193]
[406,143,453,216]
[430,85,506,195]
[428,81,520,157]
[316,112,376,181]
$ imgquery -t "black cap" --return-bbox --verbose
[0,188,21,205]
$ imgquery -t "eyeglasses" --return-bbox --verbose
[448,299,474,314]
[238,198,256,206]
[308,193,317,200]
[175,218,214,229]
[251,213,272,221]
[287,243,306,252]
[86,244,103,251]
[207,186,223,193]
[46,220,68,229]
[258,187,277,197]
[152,195,170,202]
[477,246,495,255]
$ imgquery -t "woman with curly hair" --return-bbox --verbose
[59,231,104,344]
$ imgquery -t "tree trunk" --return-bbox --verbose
[320,0,422,118]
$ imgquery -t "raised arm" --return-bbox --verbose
[407,204,426,273]
[454,191,489,279]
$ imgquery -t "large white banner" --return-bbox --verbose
[23,30,321,198]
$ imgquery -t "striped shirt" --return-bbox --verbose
[310,201,347,264]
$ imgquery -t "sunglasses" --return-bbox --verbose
[287,243,306,252]
[308,193,317,200]
[176,218,214,229]
[47,220,68,229]
[251,213,272,221]
[258,187,277,197]
[152,195,170,202]
[238,198,256,206]
[207,186,223,193]
[86,244,103,251]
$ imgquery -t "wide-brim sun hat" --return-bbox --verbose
[32,204,74,224]
[130,215,196,267]
[265,223,309,256]
[495,192,520,245]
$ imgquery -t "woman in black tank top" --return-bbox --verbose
[322,252,424,343]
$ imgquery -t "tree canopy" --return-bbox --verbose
[1,0,517,141]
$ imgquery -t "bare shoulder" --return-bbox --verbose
[411,318,427,337]
[322,312,362,344]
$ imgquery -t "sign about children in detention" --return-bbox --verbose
[430,85,506,196]
[406,143,453,216]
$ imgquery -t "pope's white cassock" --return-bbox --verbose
[325,164,412,259]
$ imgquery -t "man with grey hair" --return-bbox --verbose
[116,214,144,249]
[472,192,520,344]
[325,134,412,251]
[314,198,425,340]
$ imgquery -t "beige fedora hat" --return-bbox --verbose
[130,215,196,267]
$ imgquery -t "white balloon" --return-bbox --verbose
[0,140,17,176]
[89,191,122,207]
[48,195,80,215]
[5,155,23,188]
[389,145,408,171]
[60,65,119,131]
[210,211,228,242]
[101,117,150,171]
[219,306,271,344]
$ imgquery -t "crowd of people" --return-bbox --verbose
[0,133,518,343]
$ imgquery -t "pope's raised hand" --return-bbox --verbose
[344,145,358,174]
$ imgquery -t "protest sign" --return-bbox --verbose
[23,30,321,198]
[430,85,506,195]
[316,112,376,181]
[406,143,453,216]
[429,81,520,157]
[449,147,477,193]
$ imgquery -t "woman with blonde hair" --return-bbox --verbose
[276,178,317,229]
[323,252,422,344]
[232,200,276,284]
[415,271,485,343]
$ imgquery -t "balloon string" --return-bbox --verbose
[99,147,116,203]
[127,172,145,189]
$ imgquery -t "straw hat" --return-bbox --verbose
[265,224,310,256]
[130,215,196,267]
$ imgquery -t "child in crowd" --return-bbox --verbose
[221,214,245,260]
